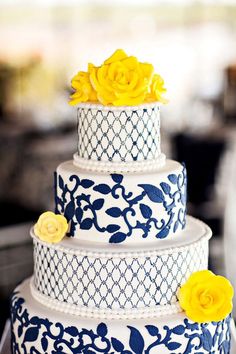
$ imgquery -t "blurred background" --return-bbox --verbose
[1,0,236,341]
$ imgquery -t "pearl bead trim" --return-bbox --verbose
[73,153,166,173]
[30,278,182,320]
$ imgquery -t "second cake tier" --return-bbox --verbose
[32,216,211,316]
[55,159,187,244]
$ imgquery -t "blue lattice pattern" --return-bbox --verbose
[33,237,209,310]
[77,104,161,162]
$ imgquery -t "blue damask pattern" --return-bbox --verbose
[54,165,187,243]
[11,292,231,354]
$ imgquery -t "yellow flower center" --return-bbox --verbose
[199,291,213,308]
[47,223,57,234]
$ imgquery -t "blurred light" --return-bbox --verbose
[2,0,236,5]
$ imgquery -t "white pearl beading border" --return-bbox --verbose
[73,153,166,173]
[30,278,182,320]
[77,102,161,112]
[30,216,212,259]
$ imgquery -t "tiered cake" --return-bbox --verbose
[11,51,233,353]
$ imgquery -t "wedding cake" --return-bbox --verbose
[11,50,233,353]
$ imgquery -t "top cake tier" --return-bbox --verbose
[74,102,165,173]
[70,49,168,173]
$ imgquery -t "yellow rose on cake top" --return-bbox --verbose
[178,270,234,323]
[89,50,154,106]
[69,49,167,106]
[145,74,168,104]
[70,71,98,106]
[34,211,68,243]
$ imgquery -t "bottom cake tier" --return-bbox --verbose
[11,279,231,354]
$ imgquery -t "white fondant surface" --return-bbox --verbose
[11,279,231,354]
[55,159,187,244]
[32,215,210,253]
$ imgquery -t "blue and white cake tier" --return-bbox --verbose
[55,159,187,244]
[75,103,164,172]
[11,278,231,354]
[31,217,210,315]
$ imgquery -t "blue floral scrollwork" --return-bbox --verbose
[54,165,187,243]
[11,292,231,354]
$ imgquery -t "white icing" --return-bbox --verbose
[31,216,210,255]
[77,102,162,111]
[55,159,187,244]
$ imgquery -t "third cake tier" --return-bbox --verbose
[32,216,211,314]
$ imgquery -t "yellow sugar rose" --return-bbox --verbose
[178,270,234,323]
[69,71,97,105]
[145,74,168,104]
[34,211,68,243]
[89,49,154,106]
[69,49,168,106]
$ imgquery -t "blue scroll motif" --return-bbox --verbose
[54,165,187,243]
[11,292,231,354]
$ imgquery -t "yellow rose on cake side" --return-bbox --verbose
[178,270,234,323]
[34,211,68,243]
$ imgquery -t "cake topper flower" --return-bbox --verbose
[34,211,68,244]
[70,71,97,105]
[69,49,167,106]
[178,270,234,323]
[145,74,168,104]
